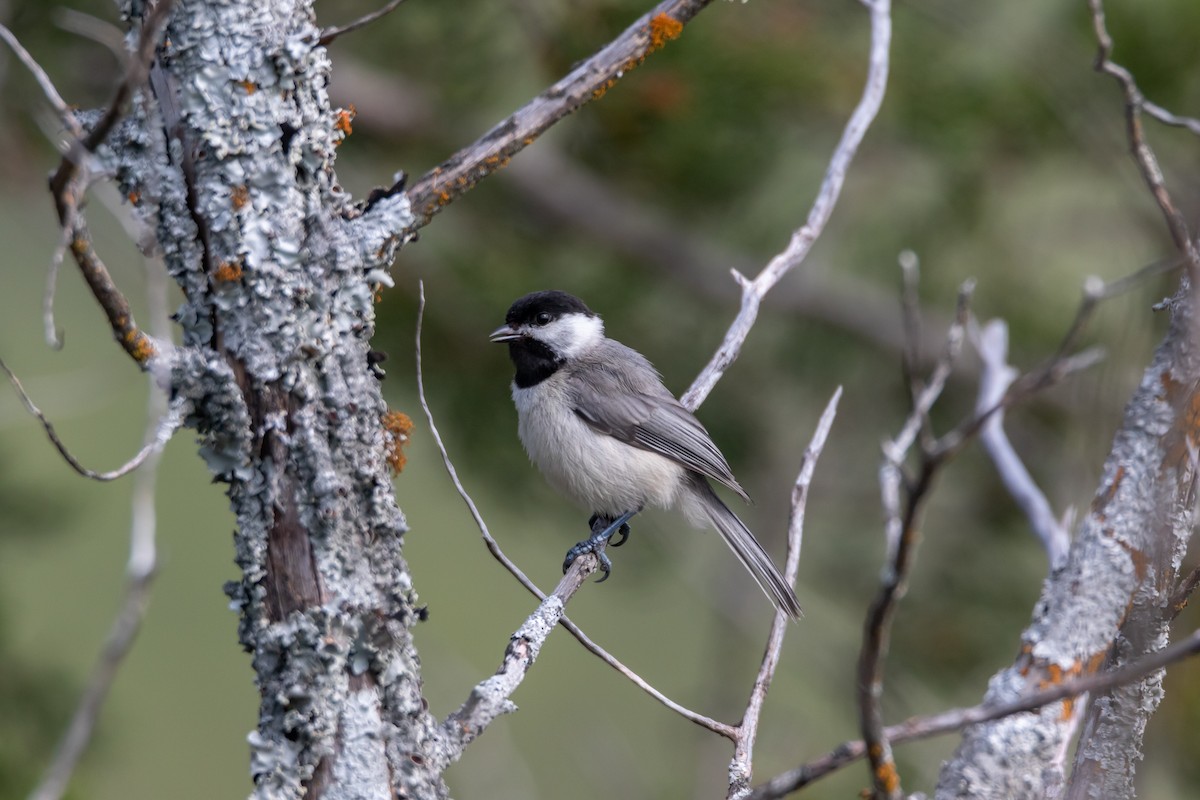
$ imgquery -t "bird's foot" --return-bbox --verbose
[563,534,613,582]
[567,510,639,582]
[587,513,632,547]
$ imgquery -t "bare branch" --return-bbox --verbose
[49,0,175,193]
[728,388,841,799]
[403,0,715,232]
[53,9,127,60]
[860,281,971,800]
[1171,564,1200,619]
[27,568,155,800]
[38,1,174,366]
[318,0,407,46]
[0,23,82,137]
[0,356,181,481]
[972,318,1071,569]
[29,252,171,800]
[681,0,892,411]
[750,627,1200,799]
[1087,0,1199,272]
[414,282,734,739]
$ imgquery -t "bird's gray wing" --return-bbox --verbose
[567,346,750,502]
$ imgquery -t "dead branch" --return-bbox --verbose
[318,0,407,46]
[727,388,841,799]
[859,282,972,800]
[749,626,1200,799]
[403,0,715,232]
[1086,0,1199,272]
[0,356,181,481]
[28,248,172,800]
[680,0,893,411]
[972,318,1071,569]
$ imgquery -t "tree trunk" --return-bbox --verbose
[107,1,442,796]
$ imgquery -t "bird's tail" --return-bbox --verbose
[689,477,803,620]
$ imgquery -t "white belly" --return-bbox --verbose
[513,379,681,517]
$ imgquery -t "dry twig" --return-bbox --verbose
[0,357,181,481]
[1086,0,1200,271]
[27,243,173,800]
[859,282,972,800]
[749,626,1200,799]
[403,0,714,232]
[318,0,407,46]
[727,388,841,799]
[681,0,892,411]
[972,318,1071,569]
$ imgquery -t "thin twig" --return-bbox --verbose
[0,356,181,481]
[49,0,175,195]
[41,1,174,367]
[898,250,923,404]
[403,0,715,233]
[972,318,1071,569]
[27,569,155,800]
[318,0,407,46]
[28,249,171,800]
[1170,564,1200,619]
[414,282,733,738]
[0,23,81,349]
[728,388,841,799]
[0,23,82,136]
[1087,0,1199,273]
[860,282,972,800]
[750,626,1200,799]
[681,0,892,411]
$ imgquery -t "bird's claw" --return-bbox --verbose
[562,537,612,582]
[567,511,637,581]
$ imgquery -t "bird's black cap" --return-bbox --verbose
[504,290,595,326]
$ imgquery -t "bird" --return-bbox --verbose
[489,289,802,619]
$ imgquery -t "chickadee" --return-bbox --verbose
[490,290,802,619]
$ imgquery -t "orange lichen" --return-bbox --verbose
[237,79,258,94]
[334,104,356,139]
[214,261,244,282]
[1061,698,1075,720]
[874,761,900,792]
[126,330,157,363]
[127,190,141,205]
[648,13,683,51]
[231,184,250,211]
[383,410,414,474]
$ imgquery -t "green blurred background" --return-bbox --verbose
[2,0,1199,797]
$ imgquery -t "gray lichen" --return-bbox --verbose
[103,1,443,797]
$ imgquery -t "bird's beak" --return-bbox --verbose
[489,324,522,343]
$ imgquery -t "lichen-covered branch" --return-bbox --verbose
[935,280,1199,797]
[402,0,714,232]
[749,626,1200,799]
[432,557,599,769]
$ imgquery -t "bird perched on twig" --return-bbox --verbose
[490,290,801,619]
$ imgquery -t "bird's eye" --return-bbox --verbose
[534,312,553,326]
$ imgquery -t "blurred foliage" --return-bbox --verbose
[1,0,1199,798]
